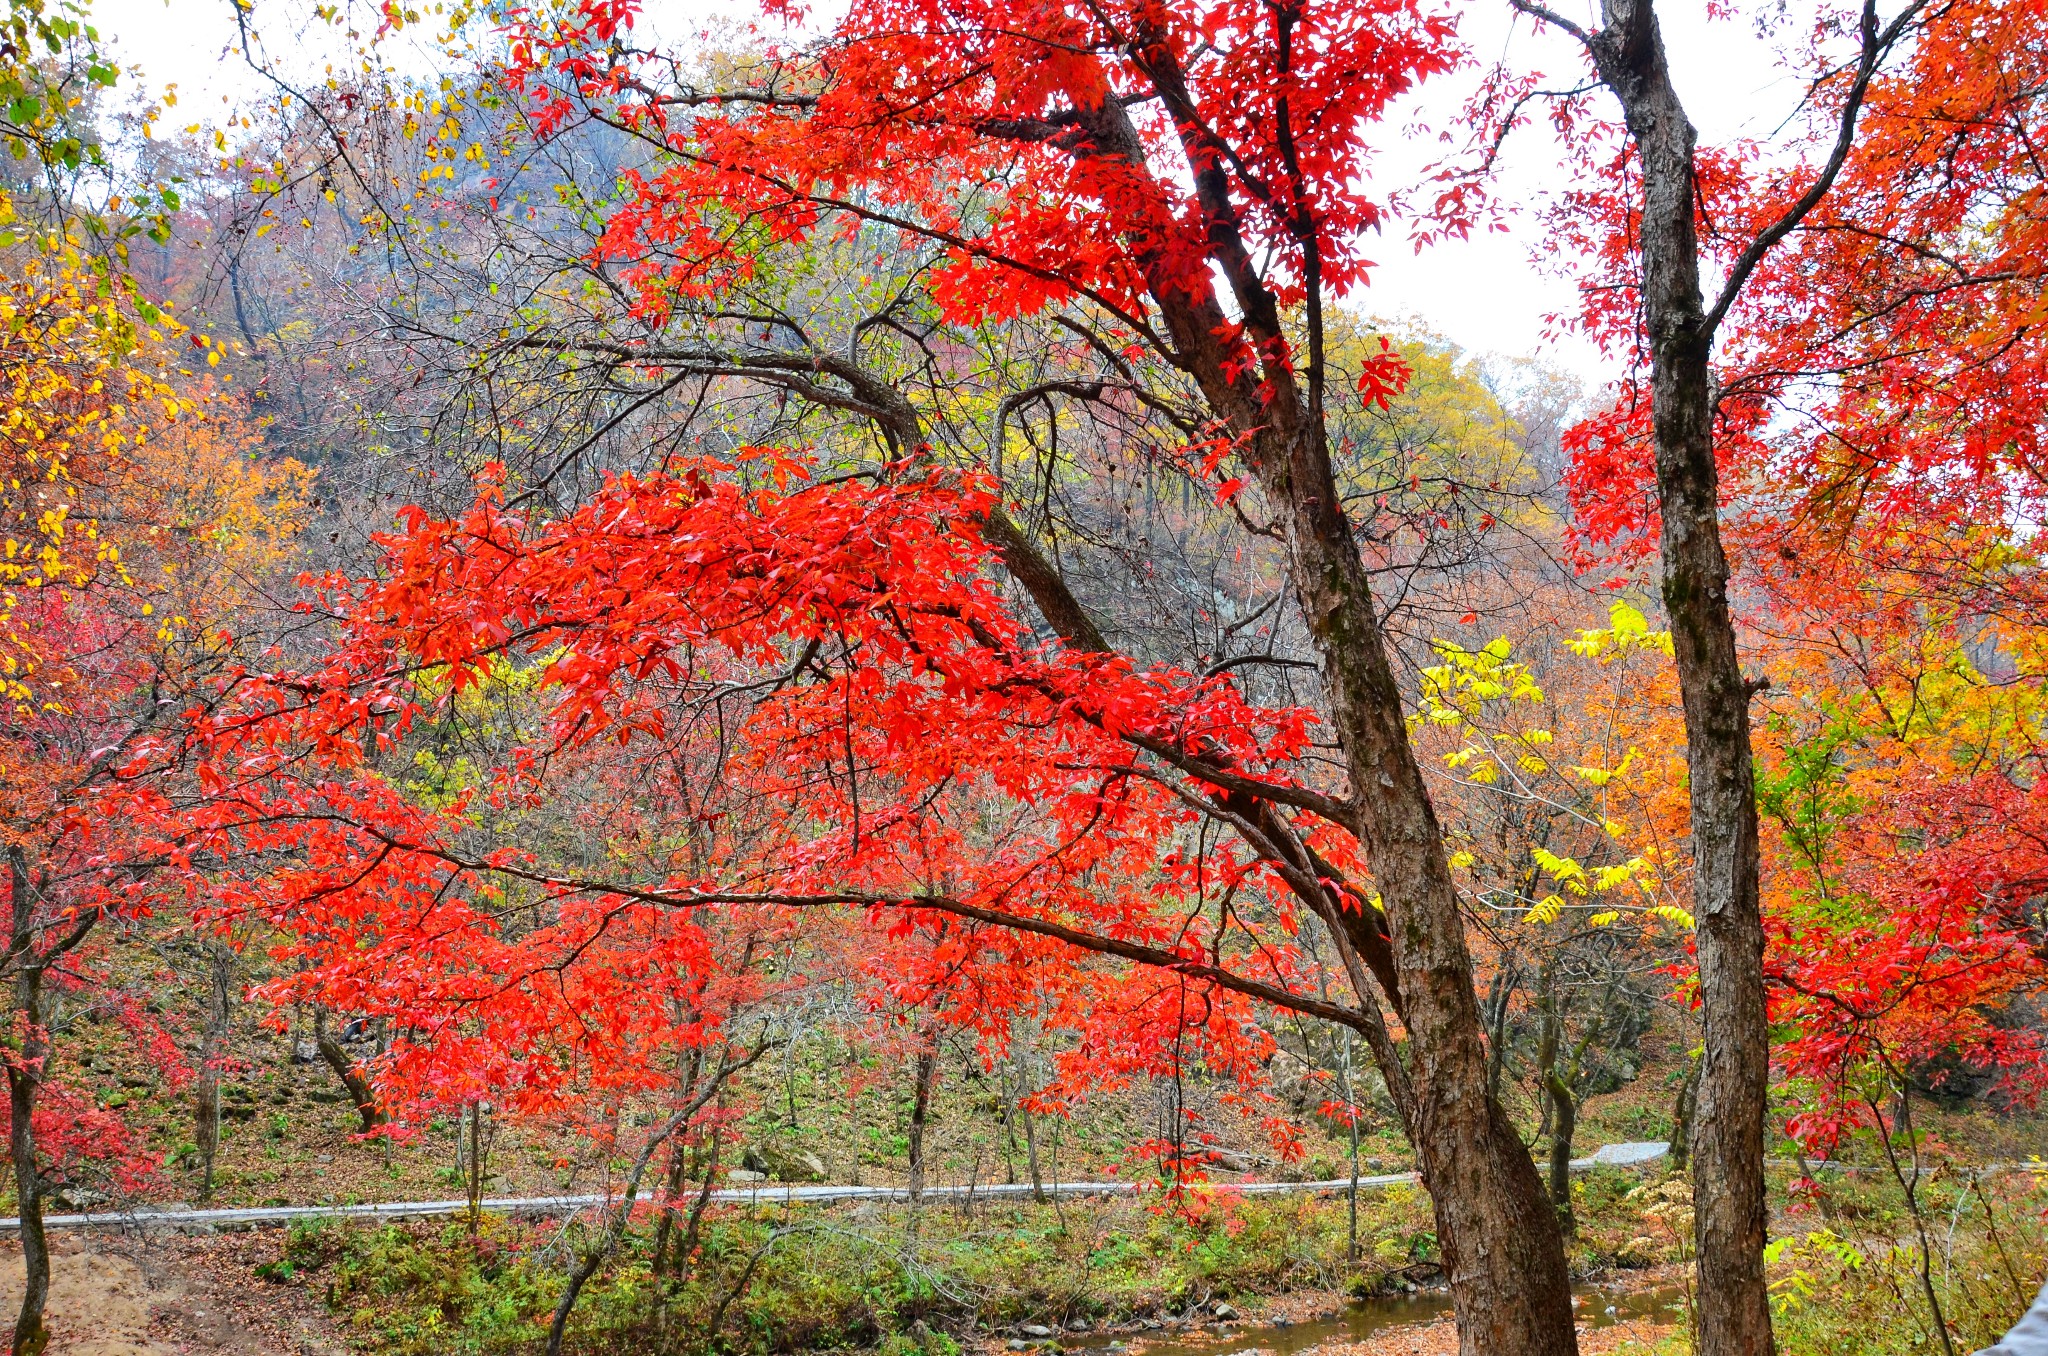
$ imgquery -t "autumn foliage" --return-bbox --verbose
[2,0,2047,1354]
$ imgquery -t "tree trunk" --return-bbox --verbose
[1546,1083,1577,1234]
[1342,1027,1361,1263]
[313,1008,384,1133]
[1534,984,1575,1234]
[6,849,49,1356]
[655,1128,721,1279]
[896,62,1584,1352]
[1873,1086,1958,1356]
[1012,1039,1047,1203]
[651,1135,691,1271]
[1484,962,1518,1104]
[1582,5,1773,1352]
[652,1042,706,1273]
[1670,1055,1700,1173]
[551,1044,751,1356]
[195,942,233,1201]
[1230,307,1576,1356]
[6,1047,45,1356]
[905,1026,939,1223]
[463,1101,491,1236]
[1022,1100,1045,1203]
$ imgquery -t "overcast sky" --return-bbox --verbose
[98,0,1824,384]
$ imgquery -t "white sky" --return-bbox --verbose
[98,0,1826,383]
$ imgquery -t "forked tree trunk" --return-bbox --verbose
[969,76,1582,1345]
[1579,5,1773,1351]
[818,54,1579,1350]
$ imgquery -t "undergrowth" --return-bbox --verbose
[261,1188,1452,1355]
[254,1167,2048,1355]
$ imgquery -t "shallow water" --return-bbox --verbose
[1073,1283,1685,1356]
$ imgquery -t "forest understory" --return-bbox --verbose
[17,1011,2048,1356]
[6,1163,2043,1356]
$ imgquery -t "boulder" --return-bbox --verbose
[741,1143,828,1182]
[49,1187,109,1211]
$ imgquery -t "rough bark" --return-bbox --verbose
[1244,364,1576,1356]
[6,849,49,1356]
[1580,4,1773,1350]
[1002,463,1573,1353]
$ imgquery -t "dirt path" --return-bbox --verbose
[0,1232,347,1356]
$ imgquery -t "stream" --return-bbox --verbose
[1072,1283,1686,1356]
